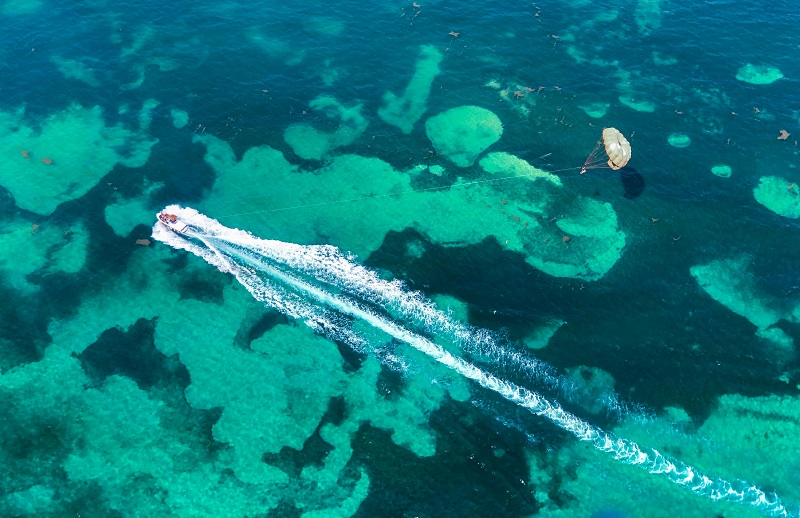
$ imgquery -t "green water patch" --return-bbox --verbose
[2,485,56,515]
[605,392,800,511]
[429,164,446,176]
[0,217,88,294]
[634,0,663,35]
[522,319,564,350]
[753,176,800,219]
[246,28,305,66]
[104,181,163,238]
[564,365,617,414]
[164,292,451,504]
[667,133,691,148]
[690,255,783,329]
[527,419,761,517]
[284,96,368,160]
[170,109,189,129]
[46,246,189,357]
[431,293,470,326]
[3,317,206,515]
[378,45,443,134]
[573,403,792,518]
[0,104,157,215]
[196,135,625,281]
[690,255,795,358]
[305,16,346,36]
[49,224,89,276]
[618,94,656,113]
[696,393,800,504]
[196,135,410,258]
[479,153,625,280]
[38,243,452,515]
[63,227,458,500]
[158,304,350,485]
[61,374,261,516]
[547,197,626,279]
[50,56,100,87]
[578,101,609,119]
[736,64,783,85]
[138,99,160,130]
[0,352,92,515]
[119,56,179,92]
[710,164,731,178]
[652,51,677,66]
[480,151,562,185]
[425,106,503,167]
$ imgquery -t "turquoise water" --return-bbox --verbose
[2,0,800,516]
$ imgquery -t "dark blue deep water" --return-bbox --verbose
[2,0,800,516]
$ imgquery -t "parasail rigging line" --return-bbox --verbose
[581,127,632,173]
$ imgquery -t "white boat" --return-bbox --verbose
[157,212,189,234]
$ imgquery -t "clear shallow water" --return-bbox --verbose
[1,0,800,517]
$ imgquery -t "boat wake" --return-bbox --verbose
[153,205,794,518]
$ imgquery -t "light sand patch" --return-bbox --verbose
[736,64,783,85]
[105,181,164,237]
[138,99,160,130]
[170,109,189,129]
[711,164,731,178]
[691,254,795,359]
[754,176,800,219]
[0,217,88,293]
[425,106,503,167]
[50,56,100,87]
[379,45,443,134]
[635,0,663,35]
[195,135,625,280]
[619,94,656,113]
[667,132,691,147]
[0,104,157,215]
[283,96,368,160]
[579,101,610,119]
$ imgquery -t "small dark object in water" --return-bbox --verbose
[619,166,645,199]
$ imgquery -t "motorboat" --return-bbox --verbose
[157,212,189,234]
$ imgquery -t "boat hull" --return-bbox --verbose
[157,213,189,234]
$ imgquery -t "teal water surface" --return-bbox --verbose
[1,0,800,516]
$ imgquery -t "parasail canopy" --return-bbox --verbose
[581,127,632,173]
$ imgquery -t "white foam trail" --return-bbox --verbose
[171,207,601,409]
[153,217,366,350]
[153,206,795,517]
